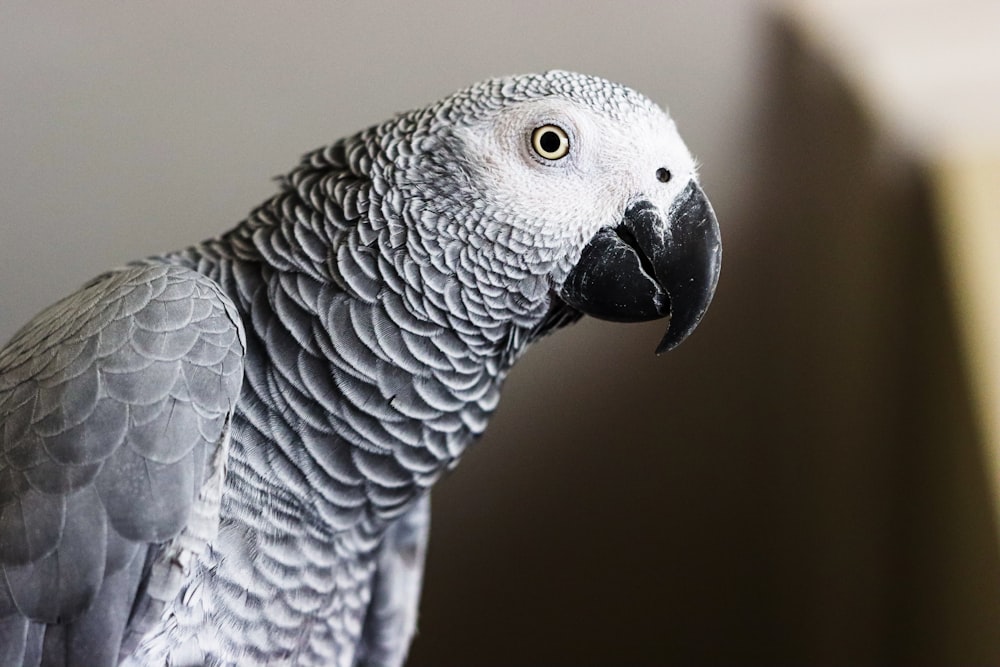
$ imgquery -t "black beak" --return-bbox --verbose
[559,181,721,354]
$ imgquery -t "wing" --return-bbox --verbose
[0,263,245,666]
[356,492,431,667]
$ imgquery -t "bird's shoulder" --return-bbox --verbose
[0,262,245,626]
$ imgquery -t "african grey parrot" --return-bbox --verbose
[0,71,721,666]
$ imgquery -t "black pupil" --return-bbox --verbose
[656,167,672,183]
[539,130,562,154]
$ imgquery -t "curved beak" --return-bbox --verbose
[559,181,721,354]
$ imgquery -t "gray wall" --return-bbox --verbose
[3,2,998,665]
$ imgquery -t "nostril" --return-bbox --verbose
[656,167,672,183]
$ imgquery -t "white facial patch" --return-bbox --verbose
[453,96,698,253]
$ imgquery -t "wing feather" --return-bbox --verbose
[0,263,246,662]
[356,493,431,667]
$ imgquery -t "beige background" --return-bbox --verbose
[2,2,997,664]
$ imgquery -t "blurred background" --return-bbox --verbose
[2,1,998,664]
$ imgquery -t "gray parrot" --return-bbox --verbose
[0,71,720,666]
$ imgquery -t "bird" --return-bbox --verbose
[0,70,721,666]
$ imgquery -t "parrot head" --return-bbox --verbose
[353,70,721,354]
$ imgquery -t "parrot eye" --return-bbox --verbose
[530,125,570,160]
[656,167,672,183]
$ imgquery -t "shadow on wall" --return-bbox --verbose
[408,14,1000,666]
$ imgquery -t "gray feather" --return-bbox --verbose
[1,70,702,665]
[1,264,245,662]
[356,494,430,667]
